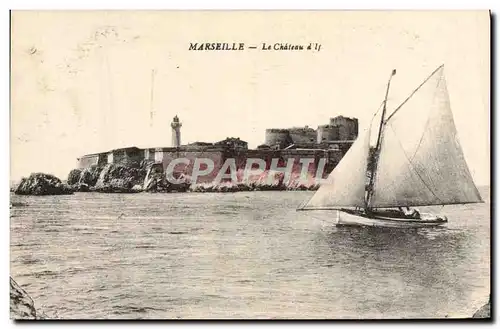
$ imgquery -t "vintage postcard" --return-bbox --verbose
[10,10,490,319]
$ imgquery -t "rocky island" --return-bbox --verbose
[12,115,359,195]
[69,115,358,194]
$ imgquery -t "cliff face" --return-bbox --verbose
[65,161,191,193]
[67,161,183,193]
[80,166,104,186]
[67,166,104,191]
[143,162,174,192]
[93,163,145,193]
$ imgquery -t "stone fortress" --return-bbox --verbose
[77,115,359,184]
[263,116,358,151]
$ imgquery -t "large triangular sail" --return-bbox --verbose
[300,65,482,212]
[299,126,371,210]
[370,66,483,207]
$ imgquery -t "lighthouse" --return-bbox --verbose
[171,115,182,147]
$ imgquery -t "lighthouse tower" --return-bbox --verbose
[171,115,182,147]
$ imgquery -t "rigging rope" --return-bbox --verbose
[384,64,444,124]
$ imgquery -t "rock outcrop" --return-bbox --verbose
[67,166,104,192]
[10,277,38,320]
[141,160,189,192]
[65,161,192,193]
[79,166,104,187]
[66,169,82,186]
[142,161,167,192]
[14,173,73,196]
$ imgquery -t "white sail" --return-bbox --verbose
[370,66,483,207]
[300,126,371,209]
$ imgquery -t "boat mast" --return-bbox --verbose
[365,69,396,210]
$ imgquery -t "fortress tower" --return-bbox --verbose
[171,115,182,147]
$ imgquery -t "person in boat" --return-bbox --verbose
[398,206,421,219]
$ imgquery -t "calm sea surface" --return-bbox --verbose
[10,187,490,319]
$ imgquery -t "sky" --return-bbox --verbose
[10,10,490,185]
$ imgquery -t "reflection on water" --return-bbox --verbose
[10,188,490,319]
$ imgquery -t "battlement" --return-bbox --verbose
[265,115,358,149]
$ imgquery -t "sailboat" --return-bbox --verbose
[297,65,484,228]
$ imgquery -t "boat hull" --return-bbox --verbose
[336,210,447,228]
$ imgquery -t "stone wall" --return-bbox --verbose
[317,125,340,143]
[158,148,227,184]
[288,127,317,144]
[111,147,143,167]
[265,129,293,149]
[281,149,345,178]
[77,154,100,169]
[330,115,358,140]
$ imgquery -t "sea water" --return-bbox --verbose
[10,187,490,319]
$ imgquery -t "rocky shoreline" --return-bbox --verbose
[13,161,320,196]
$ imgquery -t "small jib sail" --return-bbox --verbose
[299,65,483,211]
